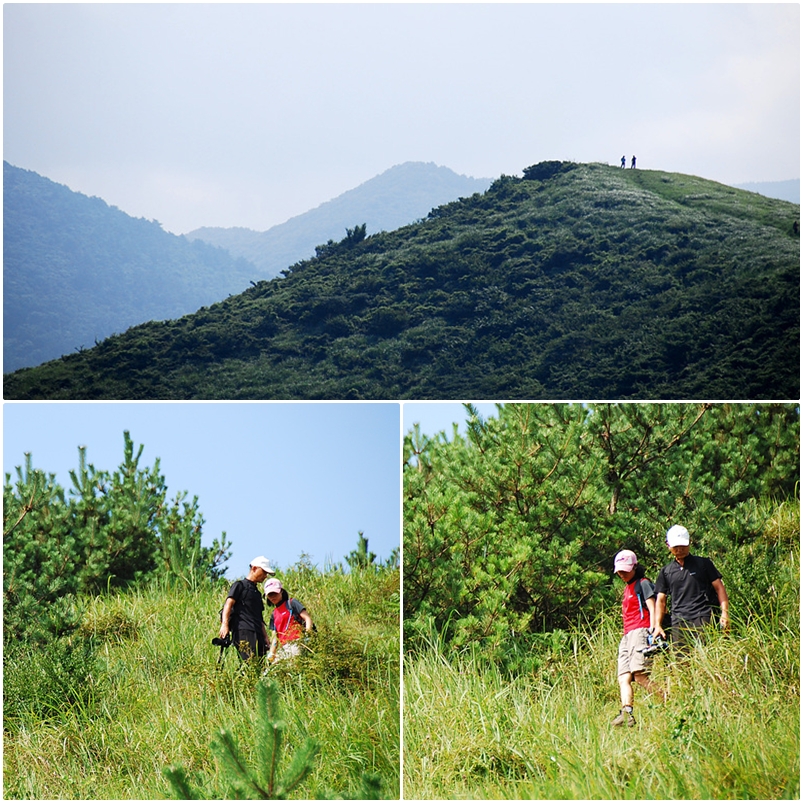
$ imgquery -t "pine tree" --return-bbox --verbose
[403,402,799,658]
[164,678,385,800]
[3,453,78,643]
[3,430,231,643]
[346,531,377,571]
[164,678,319,799]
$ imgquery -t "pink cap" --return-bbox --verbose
[613,549,638,573]
[264,578,283,596]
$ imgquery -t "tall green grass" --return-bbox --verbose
[4,567,399,799]
[404,545,799,800]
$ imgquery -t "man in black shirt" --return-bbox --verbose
[654,525,729,650]
[219,556,275,662]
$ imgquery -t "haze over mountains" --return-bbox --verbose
[3,161,489,372]
[186,162,492,278]
[188,171,799,276]
[3,162,255,372]
[5,161,798,401]
[733,180,799,205]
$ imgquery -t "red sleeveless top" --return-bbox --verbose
[622,579,651,634]
[271,600,304,644]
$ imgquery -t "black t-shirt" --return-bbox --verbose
[227,579,265,633]
[654,554,722,624]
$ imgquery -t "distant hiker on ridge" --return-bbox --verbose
[621,155,626,168]
[631,155,637,169]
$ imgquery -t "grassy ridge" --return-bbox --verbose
[3,567,400,799]
[4,163,798,400]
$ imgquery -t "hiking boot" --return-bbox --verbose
[612,707,636,727]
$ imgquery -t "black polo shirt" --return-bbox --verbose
[654,554,722,624]
[227,578,265,633]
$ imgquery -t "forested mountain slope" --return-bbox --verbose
[4,162,799,400]
[3,162,257,371]
[186,161,492,277]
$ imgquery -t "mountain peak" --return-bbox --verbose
[185,162,492,276]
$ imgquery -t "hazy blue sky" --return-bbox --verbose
[3,402,400,579]
[4,3,798,234]
[403,401,499,441]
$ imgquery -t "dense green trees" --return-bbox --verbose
[3,431,230,644]
[5,163,798,400]
[403,403,799,661]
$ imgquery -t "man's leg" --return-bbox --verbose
[672,614,711,654]
[235,630,265,662]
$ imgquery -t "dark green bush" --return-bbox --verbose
[3,635,101,729]
[522,161,576,181]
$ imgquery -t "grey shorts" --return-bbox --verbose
[617,627,653,677]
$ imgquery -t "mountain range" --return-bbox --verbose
[3,161,489,372]
[3,162,255,372]
[5,160,798,400]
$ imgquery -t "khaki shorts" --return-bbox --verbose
[617,627,653,677]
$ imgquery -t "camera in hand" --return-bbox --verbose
[212,635,232,648]
[638,633,669,656]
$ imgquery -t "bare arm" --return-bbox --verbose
[654,593,667,638]
[712,578,729,630]
[646,596,657,631]
[300,610,313,632]
[219,597,236,639]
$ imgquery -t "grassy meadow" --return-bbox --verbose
[3,565,400,799]
[404,544,799,799]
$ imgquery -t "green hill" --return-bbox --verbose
[4,162,799,400]
[3,162,257,372]
[186,161,492,277]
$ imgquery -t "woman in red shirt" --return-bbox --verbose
[264,578,315,664]
[612,549,666,727]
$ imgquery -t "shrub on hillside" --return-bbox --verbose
[3,635,101,729]
[3,431,230,646]
[522,160,576,181]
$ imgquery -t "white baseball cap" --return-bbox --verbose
[250,556,275,575]
[666,525,690,547]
